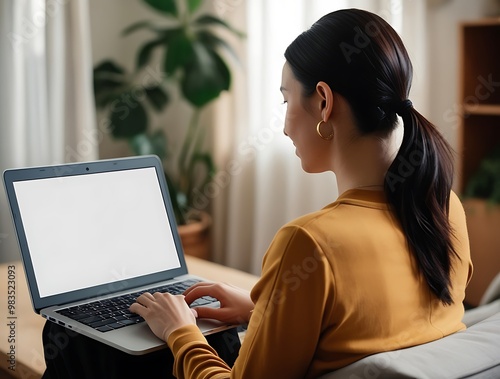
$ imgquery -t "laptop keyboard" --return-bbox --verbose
[56,279,217,333]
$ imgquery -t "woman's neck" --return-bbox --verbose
[335,126,402,195]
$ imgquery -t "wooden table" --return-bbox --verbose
[0,257,259,378]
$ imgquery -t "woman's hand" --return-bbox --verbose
[129,292,196,342]
[184,282,254,324]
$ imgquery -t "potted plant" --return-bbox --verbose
[462,146,500,306]
[93,0,242,259]
[464,146,500,205]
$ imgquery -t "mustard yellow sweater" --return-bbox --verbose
[168,189,472,378]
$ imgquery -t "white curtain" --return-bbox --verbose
[213,0,429,274]
[0,0,97,263]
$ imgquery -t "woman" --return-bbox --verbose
[132,8,473,378]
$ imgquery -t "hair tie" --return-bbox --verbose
[395,99,413,116]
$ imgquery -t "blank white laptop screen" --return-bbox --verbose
[13,167,180,298]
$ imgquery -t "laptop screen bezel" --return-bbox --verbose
[3,156,189,313]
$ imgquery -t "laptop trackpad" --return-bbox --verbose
[104,319,235,355]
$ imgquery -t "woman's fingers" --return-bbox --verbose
[183,282,215,297]
[130,292,155,312]
[184,283,225,304]
[129,301,144,315]
[183,282,254,324]
[129,292,196,341]
[138,291,155,303]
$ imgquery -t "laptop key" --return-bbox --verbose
[119,319,136,326]
[89,319,116,328]
[57,279,202,332]
[129,316,144,323]
[71,313,92,321]
[191,298,211,306]
[80,316,105,325]
[108,322,127,330]
[96,325,114,332]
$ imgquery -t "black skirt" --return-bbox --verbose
[41,321,241,379]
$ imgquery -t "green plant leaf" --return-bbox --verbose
[144,85,169,111]
[94,60,126,75]
[193,15,245,38]
[150,129,168,159]
[143,0,178,16]
[196,30,240,64]
[109,97,148,138]
[187,0,202,13]
[94,91,124,109]
[93,60,127,108]
[164,31,194,75]
[136,28,185,71]
[122,20,157,36]
[164,171,187,225]
[181,43,231,107]
[191,152,216,180]
[186,151,216,207]
[465,145,500,205]
[128,130,167,158]
[137,38,165,69]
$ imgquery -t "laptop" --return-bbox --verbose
[3,155,233,355]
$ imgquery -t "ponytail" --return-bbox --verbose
[385,106,458,305]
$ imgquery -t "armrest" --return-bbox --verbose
[319,311,500,379]
[480,272,500,306]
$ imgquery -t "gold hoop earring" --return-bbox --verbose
[316,120,333,141]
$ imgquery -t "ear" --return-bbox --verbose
[315,81,334,122]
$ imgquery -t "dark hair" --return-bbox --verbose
[285,9,458,305]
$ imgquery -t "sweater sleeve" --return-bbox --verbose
[231,225,335,378]
[168,225,334,379]
[168,325,232,379]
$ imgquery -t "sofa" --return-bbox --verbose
[321,273,500,379]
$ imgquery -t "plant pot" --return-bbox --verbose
[177,211,212,261]
[463,198,500,307]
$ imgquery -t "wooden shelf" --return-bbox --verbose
[458,19,500,192]
[458,18,500,307]
[464,104,500,116]
[461,17,500,27]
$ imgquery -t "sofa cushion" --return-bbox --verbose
[480,273,500,306]
[463,299,500,327]
[319,311,500,379]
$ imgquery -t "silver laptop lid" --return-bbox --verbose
[3,156,189,313]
